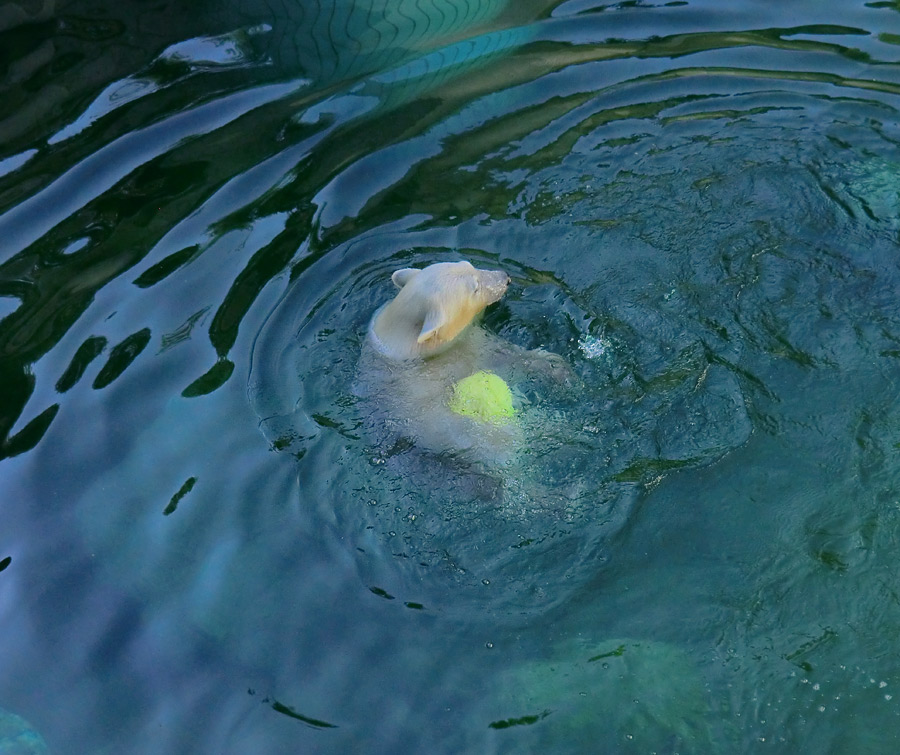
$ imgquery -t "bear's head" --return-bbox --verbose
[369,260,510,360]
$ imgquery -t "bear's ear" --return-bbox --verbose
[391,268,419,289]
[417,307,446,345]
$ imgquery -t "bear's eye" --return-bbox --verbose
[471,279,480,294]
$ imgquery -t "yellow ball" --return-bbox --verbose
[448,371,515,423]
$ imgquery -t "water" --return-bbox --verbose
[3,0,900,751]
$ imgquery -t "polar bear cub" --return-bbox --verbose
[358,258,575,500]
[358,259,521,469]
[368,260,510,361]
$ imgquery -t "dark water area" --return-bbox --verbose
[4,0,900,751]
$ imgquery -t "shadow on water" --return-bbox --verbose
[4,0,900,751]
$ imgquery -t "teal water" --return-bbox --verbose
[4,0,900,751]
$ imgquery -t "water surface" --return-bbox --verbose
[3,0,900,751]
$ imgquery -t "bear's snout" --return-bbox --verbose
[482,270,510,304]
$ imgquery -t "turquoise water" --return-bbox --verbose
[4,0,900,751]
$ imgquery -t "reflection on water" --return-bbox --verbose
[4,0,900,751]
